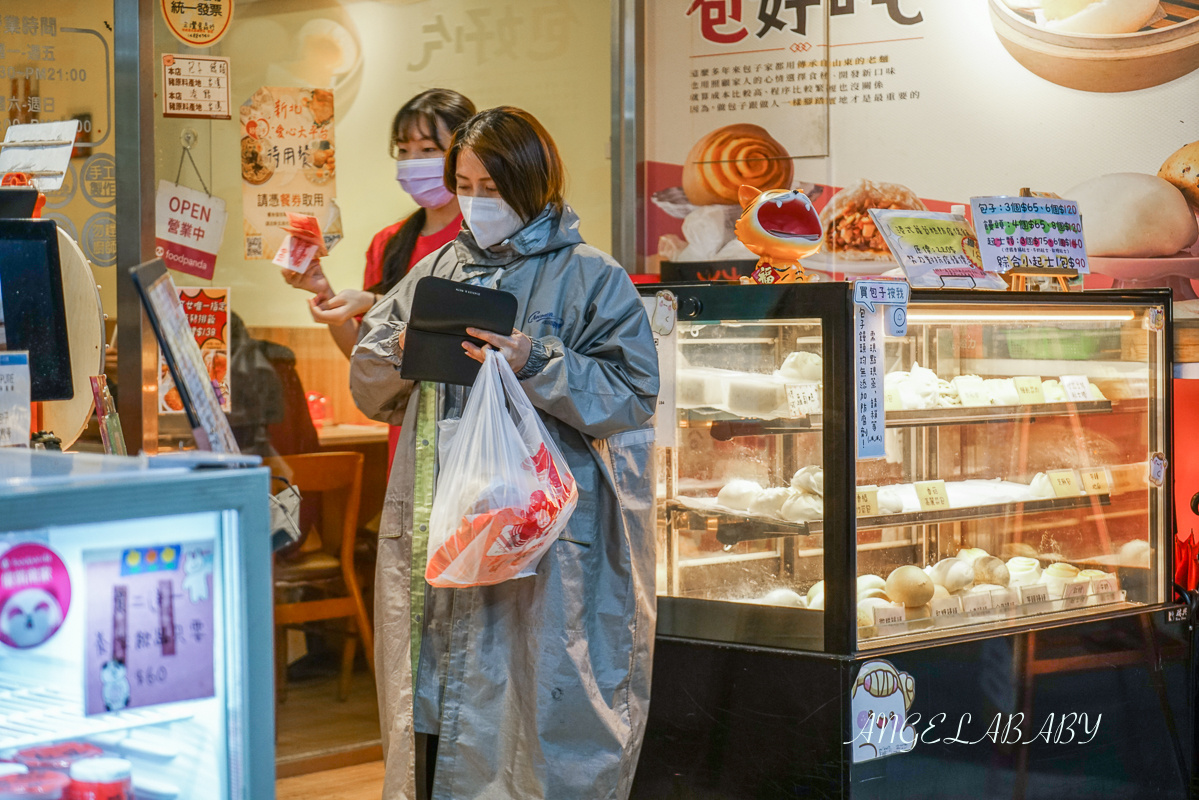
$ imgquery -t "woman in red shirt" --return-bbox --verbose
[284,89,475,460]
[285,88,476,358]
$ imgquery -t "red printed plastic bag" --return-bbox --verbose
[426,350,578,587]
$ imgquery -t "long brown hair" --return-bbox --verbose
[444,106,565,223]
[370,89,476,294]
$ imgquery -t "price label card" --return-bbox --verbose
[1061,375,1091,402]
[1013,376,1045,405]
[1143,306,1165,332]
[955,376,991,408]
[992,588,1019,612]
[873,604,906,627]
[1149,453,1167,488]
[856,485,880,517]
[970,196,1089,275]
[962,592,993,615]
[1046,469,1081,498]
[915,480,950,512]
[1019,583,1050,605]
[1062,580,1089,607]
[785,383,821,418]
[931,596,963,622]
[1092,576,1119,598]
[1079,468,1111,496]
[883,385,902,411]
[0,352,31,448]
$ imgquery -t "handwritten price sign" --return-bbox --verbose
[970,196,1090,275]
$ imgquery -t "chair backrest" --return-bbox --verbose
[265,451,364,564]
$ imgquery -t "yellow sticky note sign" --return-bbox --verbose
[1047,469,1081,498]
[1013,376,1045,405]
[856,486,880,516]
[1079,468,1111,496]
[883,386,902,411]
[915,479,950,511]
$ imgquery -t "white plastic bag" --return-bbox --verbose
[426,350,578,588]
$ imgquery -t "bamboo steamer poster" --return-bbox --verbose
[643,1,1199,289]
[240,86,342,261]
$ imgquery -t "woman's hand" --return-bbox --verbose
[308,289,378,326]
[281,259,334,304]
[464,328,530,374]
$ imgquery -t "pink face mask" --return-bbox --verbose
[396,157,454,209]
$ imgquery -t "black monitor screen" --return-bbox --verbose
[0,219,72,401]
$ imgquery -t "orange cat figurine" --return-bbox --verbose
[734,185,823,284]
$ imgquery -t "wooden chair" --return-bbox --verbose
[267,452,374,702]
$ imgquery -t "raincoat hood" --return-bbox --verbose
[454,203,583,267]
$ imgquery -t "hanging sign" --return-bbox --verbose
[154,180,228,281]
[159,288,229,415]
[161,0,233,47]
[162,55,231,120]
[970,196,1089,274]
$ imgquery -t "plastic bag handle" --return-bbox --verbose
[489,349,540,421]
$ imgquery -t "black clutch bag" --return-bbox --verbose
[400,276,519,386]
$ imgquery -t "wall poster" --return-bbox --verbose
[643,1,1199,293]
[240,86,341,262]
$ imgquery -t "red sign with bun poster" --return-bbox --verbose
[159,288,229,415]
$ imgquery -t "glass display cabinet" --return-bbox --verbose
[633,284,1192,800]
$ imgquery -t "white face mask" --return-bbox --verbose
[458,194,525,249]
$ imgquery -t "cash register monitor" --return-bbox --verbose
[0,219,73,401]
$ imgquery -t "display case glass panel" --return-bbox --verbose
[854,300,1168,648]
[649,286,1171,655]
[662,318,827,649]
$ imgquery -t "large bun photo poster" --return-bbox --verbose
[644,0,1199,289]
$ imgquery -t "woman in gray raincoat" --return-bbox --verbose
[350,106,659,800]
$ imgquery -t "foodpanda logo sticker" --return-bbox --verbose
[0,543,72,650]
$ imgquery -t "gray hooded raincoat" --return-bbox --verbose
[350,205,659,800]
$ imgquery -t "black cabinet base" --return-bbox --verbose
[631,611,1195,800]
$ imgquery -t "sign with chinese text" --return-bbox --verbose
[970,196,1089,274]
[160,0,233,47]
[162,54,231,119]
[240,86,341,261]
[914,479,949,512]
[154,180,228,280]
[84,541,216,715]
[159,288,229,415]
[854,302,884,459]
[870,210,1005,290]
[640,2,1199,282]
[853,279,906,459]
[644,1,832,267]
[0,352,30,448]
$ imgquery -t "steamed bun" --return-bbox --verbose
[1068,173,1198,258]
